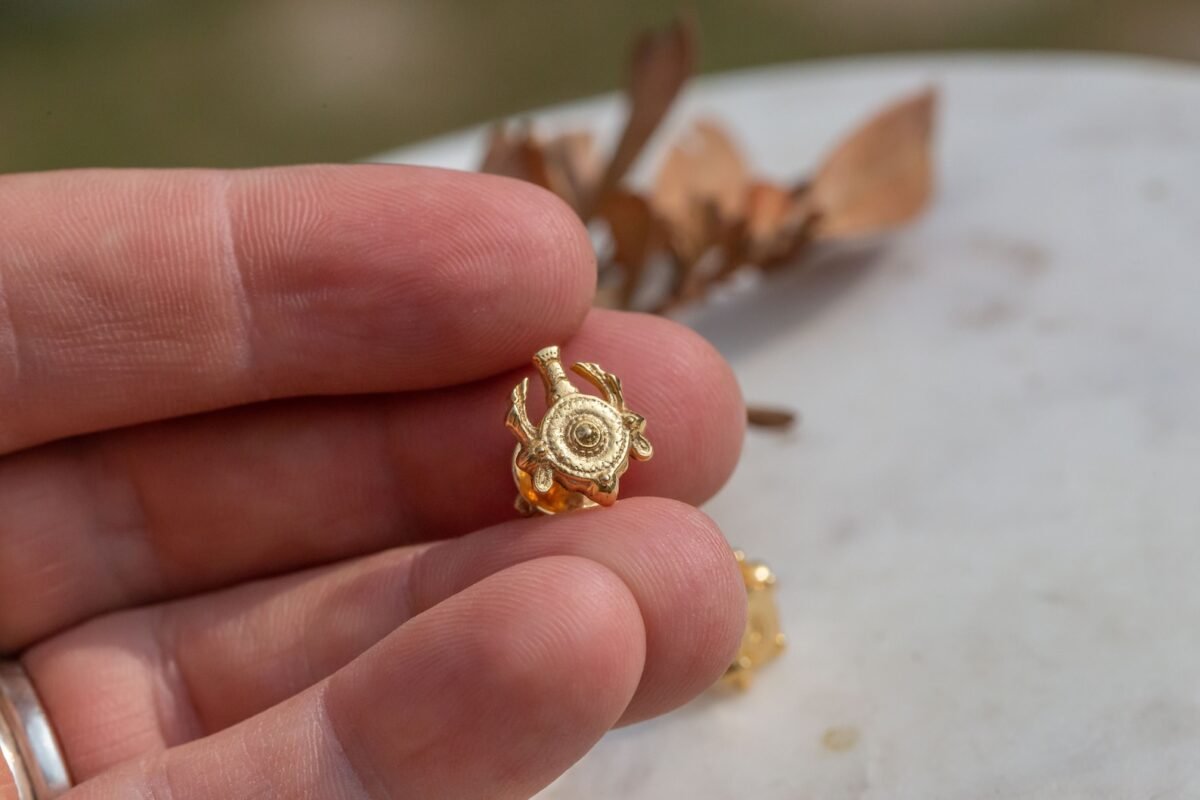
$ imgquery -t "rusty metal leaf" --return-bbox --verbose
[652,119,749,276]
[479,124,557,195]
[542,131,599,213]
[586,15,696,217]
[810,88,937,239]
[652,119,748,224]
[597,190,657,307]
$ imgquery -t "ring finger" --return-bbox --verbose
[23,498,745,784]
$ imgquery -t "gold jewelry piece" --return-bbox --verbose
[723,552,786,689]
[0,661,71,799]
[507,346,652,515]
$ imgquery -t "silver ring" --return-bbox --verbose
[0,661,71,799]
[1,710,36,800]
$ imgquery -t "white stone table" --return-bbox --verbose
[379,55,1200,798]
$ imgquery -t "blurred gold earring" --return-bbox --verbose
[722,551,786,690]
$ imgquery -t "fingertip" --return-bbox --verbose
[597,498,746,723]
[652,318,747,501]
[325,555,646,799]
[413,497,747,724]
[571,311,747,505]
[423,173,597,365]
[232,164,598,390]
[454,556,646,727]
[487,174,599,314]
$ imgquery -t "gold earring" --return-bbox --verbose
[507,346,653,515]
[722,551,786,689]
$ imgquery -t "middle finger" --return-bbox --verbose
[24,497,745,782]
[0,310,744,649]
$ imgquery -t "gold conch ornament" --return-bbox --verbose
[507,346,653,515]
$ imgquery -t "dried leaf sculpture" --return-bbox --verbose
[809,88,937,239]
[651,119,748,292]
[585,14,696,218]
[480,17,936,426]
[597,189,656,308]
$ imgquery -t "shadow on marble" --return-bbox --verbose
[678,243,885,361]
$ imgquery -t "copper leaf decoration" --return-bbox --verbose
[809,88,937,238]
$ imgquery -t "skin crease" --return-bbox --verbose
[0,165,747,799]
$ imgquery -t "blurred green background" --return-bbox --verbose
[2,0,1196,173]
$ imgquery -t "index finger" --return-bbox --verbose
[0,165,595,453]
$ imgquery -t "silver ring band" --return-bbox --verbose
[1,709,37,800]
[0,661,71,799]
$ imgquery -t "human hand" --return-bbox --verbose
[0,166,746,799]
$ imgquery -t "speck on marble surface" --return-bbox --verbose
[381,54,1200,799]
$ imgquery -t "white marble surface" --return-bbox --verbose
[379,55,1200,798]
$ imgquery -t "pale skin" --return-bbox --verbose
[0,166,748,799]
